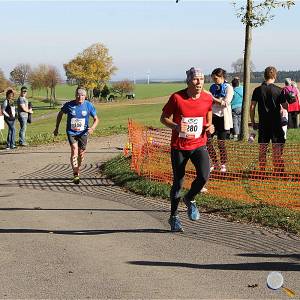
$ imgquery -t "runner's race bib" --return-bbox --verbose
[71,118,85,131]
[179,117,203,139]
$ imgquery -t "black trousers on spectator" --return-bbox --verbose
[288,111,299,128]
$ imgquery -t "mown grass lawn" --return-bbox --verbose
[26,82,265,101]
[0,101,166,145]
[27,83,187,100]
[1,98,300,145]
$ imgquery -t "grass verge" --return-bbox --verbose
[101,154,300,235]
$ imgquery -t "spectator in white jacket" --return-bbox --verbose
[207,68,233,172]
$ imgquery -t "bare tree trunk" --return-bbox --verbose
[53,86,56,103]
[46,87,49,100]
[241,0,252,141]
[50,87,53,107]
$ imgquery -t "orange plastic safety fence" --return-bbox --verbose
[127,119,300,210]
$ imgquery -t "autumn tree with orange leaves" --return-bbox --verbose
[111,79,134,99]
[64,43,117,99]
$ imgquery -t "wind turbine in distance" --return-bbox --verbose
[146,69,151,85]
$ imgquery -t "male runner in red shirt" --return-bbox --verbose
[160,67,214,232]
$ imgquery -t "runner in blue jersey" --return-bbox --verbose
[53,88,99,184]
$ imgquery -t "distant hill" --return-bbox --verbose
[207,70,300,83]
[251,70,300,83]
[117,70,300,84]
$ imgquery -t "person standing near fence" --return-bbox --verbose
[160,67,214,232]
[287,81,300,128]
[207,68,233,173]
[53,88,99,184]
[250,66,288,173]
[231,77,243,141]
[2,89,16,149]
[17,86,33,146]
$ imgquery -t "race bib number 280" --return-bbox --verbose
[179,117,203,139]
[71,118,85,131]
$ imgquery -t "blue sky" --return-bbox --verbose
[0,0,299,80]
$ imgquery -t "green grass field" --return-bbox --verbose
[30,102,164,136]
[0,101,166,145]
[25,82,264,101]
[27,83,187,100]
[1,82,299,145]
[1,99,300,146]
[5,82,282,102]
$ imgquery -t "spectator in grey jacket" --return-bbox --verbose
[17,86,33,146]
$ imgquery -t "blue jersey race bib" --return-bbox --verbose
[62,100,97,135]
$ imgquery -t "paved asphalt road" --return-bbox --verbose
[0,135,299,299]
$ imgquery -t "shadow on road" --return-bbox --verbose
[0,228,170,235]
[128,260,300,271]
[0,207,169,213]
[237,253,300,260]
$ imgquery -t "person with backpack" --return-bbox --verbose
[250,66,288,174]
[231,77,244,141]
[286,80,300,128]
[2,89,17,150]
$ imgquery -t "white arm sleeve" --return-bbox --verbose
[222,84,234,107]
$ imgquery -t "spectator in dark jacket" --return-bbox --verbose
[250,66,288,174]
[2,89,16,150]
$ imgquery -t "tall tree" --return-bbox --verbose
[10,64,31,86]
[233,0,295,140]
[0,68,9,92]
[45,66,62,106]
[27,64,48,97]
[111,79,134,99]
[231,57,255,78]
[64,43,117,98]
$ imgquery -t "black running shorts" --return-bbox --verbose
[67,133,88,150]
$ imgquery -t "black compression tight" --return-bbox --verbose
[170,146,210,216]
